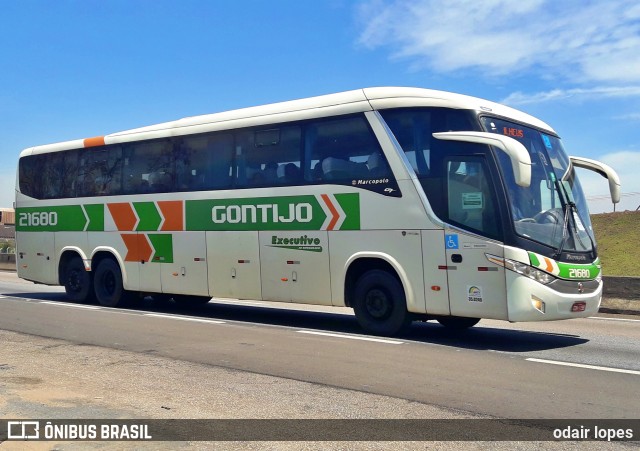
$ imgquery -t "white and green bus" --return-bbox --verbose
[16,87,621,336]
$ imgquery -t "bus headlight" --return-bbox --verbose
[504,258,555,284]
[486,254,556,285]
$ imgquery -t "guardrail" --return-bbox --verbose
[602,276,640,300]
[0,253,16,271]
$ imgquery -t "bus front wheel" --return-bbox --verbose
[63,256,93,303]
[94,258,131,307]
[353,269,411,337]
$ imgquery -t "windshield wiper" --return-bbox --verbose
[554,200,574,259]
[554,178,594,259]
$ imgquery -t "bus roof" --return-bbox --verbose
[20,87,555,157]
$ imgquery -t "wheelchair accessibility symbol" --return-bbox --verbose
[445,234,459,249]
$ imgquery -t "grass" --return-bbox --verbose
[591,210,640,277]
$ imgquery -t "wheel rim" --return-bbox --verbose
[67,269,82,293]
[101,271,116,297]
[365,288,392,319]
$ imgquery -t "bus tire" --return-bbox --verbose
[94,258,131,307]
[353,269,411,336]
[63,256,93,303]
[436,316,480,330]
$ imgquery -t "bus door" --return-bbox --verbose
[443,156,508,320]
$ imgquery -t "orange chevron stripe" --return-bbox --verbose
[158,200,183,231]
[543,257,554,273]
[121,234,153,262]
[108,203,137,231]
[321,194,339,230]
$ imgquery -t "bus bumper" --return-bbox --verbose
[506,272,602,322]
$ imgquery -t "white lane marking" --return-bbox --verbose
[38,301,102,310]
[588,316,640,323]
[212,298,353,315]
[143,313,225,324]
[297,330,403,345]
[214,299,269,306]
[0,295,33,301]
[526,358,640,376]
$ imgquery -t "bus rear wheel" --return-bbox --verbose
[94,258,131,307]
[353,269,411,337]
[436,316,480,330]
[63,256,93,303]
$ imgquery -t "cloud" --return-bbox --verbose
[501,86,640,106]
[357,0,640,83]
[614,112,640,122]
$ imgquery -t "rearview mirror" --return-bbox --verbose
[570,156,621,204]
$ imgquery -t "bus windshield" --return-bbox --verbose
[481,117,595,254]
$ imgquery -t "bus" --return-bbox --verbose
[15,87,621,336]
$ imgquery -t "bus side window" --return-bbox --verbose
[177,133,233,191]
[122,140,174,194]
[304,115,392,183]
[19,155,45,199]
[75,147,122,197]
[206,135,234,189]
[59,149,79,198]
[235,126,302,188]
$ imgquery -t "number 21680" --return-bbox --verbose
[18,211,58,227]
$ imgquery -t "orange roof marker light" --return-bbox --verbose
[83,136,105,148]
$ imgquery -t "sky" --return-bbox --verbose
[1,0,639,213]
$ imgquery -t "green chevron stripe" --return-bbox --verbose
[83,204,104,231]
[134,202,162,231]
[148,234,173,263]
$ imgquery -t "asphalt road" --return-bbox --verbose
[1,271,638,424]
